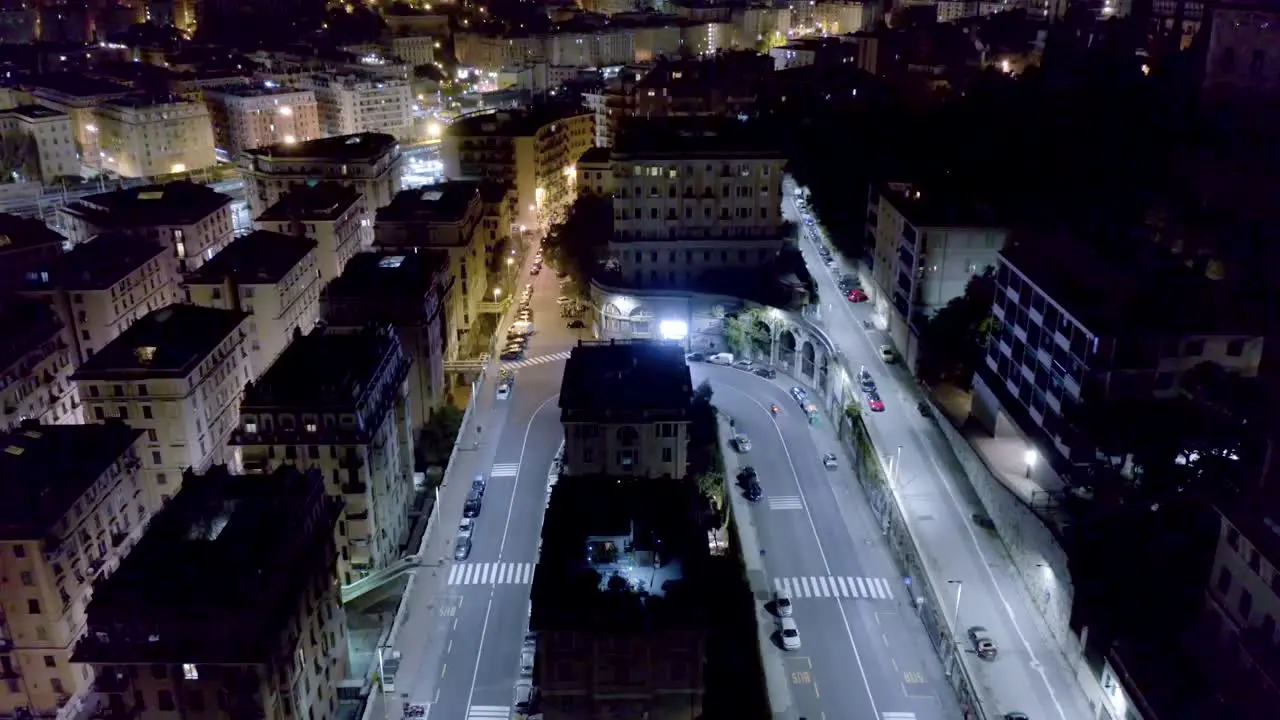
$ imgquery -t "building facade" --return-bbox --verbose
[73,304,252,508]
[0,297,79,430]
[230,326,415,585]
[0,104,78,183]
[92,95,217,178]
[203,84,321,156]
[239,132,403,220]
[29,76,133,168]
[303,72,414,140]
[253,182,371,283]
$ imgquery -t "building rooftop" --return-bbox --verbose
[377,181,480,226]
[875,181,1004,229]
[448,104,589,139]
[0,212,67,252]
[559,340,692,422]
[0,420,143,541]
[239,326,401,412]
[208,83,312,99]
[73,304,249,380]
[101,93,199,110]
[244,132,398,163]
[30,73,133,99]
[530,475,707,632]
[6,104,66,120]
[31,234,168,292]
[578,146,610,165]
[72,465,341,665]
[184,231,316,286]
[323,251,449,302]
[1000,232,1260,338]
[614,116,782,159]
[0,296,64,373]
[256,182,362,223]
[64,181,233,228]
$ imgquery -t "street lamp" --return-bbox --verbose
[767,308,782,367]
[1024,448,1038,478]
[946,579,963,677]
[493,288,502,302]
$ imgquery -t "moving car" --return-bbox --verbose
[733,434,752,452]
[458,518,475,539]
[822,452,838,470]
[790,386,807,405]
[774,588,793,617]
[500,349,521,361]
[754,367,777,379]
[496,383,511,400]
[779,617,802,650]
[880,344,896,363]
[847,289,868,302]
[858,370,875,392]
[732,359,753,370]
[530,266,540,275]
[454,537,472,561]
[968,626,997,659]
[708,352,734,365]
[867,392,886,412]
[557,296,572,305]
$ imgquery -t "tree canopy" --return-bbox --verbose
[916,267,995,388]
[542,194,613,297]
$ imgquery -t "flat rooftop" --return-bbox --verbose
[614,116,782,159]
[256,182,362,223]
[578,146,610,165]
[6,104,66,120]
[240,326,400,411]
[377,181,480,225]
[73,304,249,380]
[875,181,1004,229]
[244,132,398,163]
[448,104,589,138]
[0,212,67,251]
[73,465,341,664]
[559,340,692,421]
[31,73,133,98]
[29,234,166,292]
[0,296,64,372]
[530,475,706,632]
[65,181,232,227]
[184,231,316,286]
[1001,232,1259,338]
[324,250,449,300]
[208,83,311,98]
[0,421,143,541]
[102,93,198,110]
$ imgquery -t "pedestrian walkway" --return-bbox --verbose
[502,350,570,370]
[447,561,535,586]
[774,575,897,600]
[490,463,519,477]
[466,706,508,720]
[767,495,804,510]
[882,712,917,720]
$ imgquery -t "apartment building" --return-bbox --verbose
[29,74,133,164]
[375,182,489,354]
[0,104,77,183]
[239,132,403,220]
[22,234,180,365]
[867,182,1006,364]
[479,181,517,248]
[390,35,436,67]
[253,182,370,283]
[59,180,236,272]
[92,94,217,178]
[632,52,774,119]
[72,465,349,720]
[973,235,1265,465]
[452,31,545,72]
[73,304,252,508]
[442,106,594,229]
[559,340,692,478]
[583,64,647,149]
[608,117,788,289]
[0,296,79,430]
[577,146,612,196]
[203,83,321,156]
[0,421,150,719]
[532,474,708,719]
[230,326,415,584]
[0,213,67,295]
[184,231,321,380]
[322,251,450,428]
[302,72,414,140]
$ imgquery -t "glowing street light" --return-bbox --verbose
[1024,448,1038,478]
[493,288,502,302]
[427,122,443,139]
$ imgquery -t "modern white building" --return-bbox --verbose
[92,94,217,178]
[230,326,415,585]
[0,296,80,430]
[239,132,403,220]
[0,421,151,720]
[72,304,252,509]
[253,182,370,283]
[183,231,321,380]
[0,104,78,183]
[21,233,181,365]
[203,83,321,156]
[302,72,414,140]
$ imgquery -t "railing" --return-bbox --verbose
[340,555,424,604]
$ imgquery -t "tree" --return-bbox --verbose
[418,404,465,467]
[0,130,38,183]
[542,194,613,297]
[721,310,770,359]
[916,267,996,387]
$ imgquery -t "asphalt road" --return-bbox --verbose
[695,363,958,720]
[785,184,1092,720]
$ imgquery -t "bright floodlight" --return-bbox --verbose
[660,320,688,340]
[612,295,637,316]
[1024,449,1038,467]
[427,122,443,139]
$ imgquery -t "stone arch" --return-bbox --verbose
[801,340,816,380]
[601,303,622,318]
[779,329,798,371]
[629,304,652,318]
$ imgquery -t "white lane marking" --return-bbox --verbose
[818,577,831,597]
[448,564,461,585]
[767,495,804,510]
[491,463,520,477]
[882,713,917,720]
[497,394,560,560]
[800,577,811,597]
[773,577,897,601]
[837,576,850,597]
[857,577,869,597]
[467,707,510,719]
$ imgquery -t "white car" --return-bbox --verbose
[458,518,475,539]
[707,352,734,365]
[879,344,896,363]
[733,434,752,452]
[556,296,572,305]
[496,383,511,400]
[779,617,802,650]
[775,588,793,617]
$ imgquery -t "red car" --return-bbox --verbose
[847,289,868,303]
[867,393,885,412]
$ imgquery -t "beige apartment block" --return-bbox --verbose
[390,35,437,67]
[73,304,252,509]
[59,181,236,272]
[253,182,370,283]
[92,94,216,178]
[0,296,80,431]
[203,83,321,156]
[73,465,350,720]
[0,104,78,183]
[230,326,415,585]
[302,72,414,140]
[184,231,321,380]
[239,132,403,220]
[0,421,151,719]
[21,234,180,366]
[374,182,489,357]
[29,75,133,168]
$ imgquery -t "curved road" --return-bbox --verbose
[693,364,959,720]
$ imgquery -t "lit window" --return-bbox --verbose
[305,423,318,433]
[244,422,257,434]
[182,664,198,680]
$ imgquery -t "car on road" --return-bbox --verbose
[708,352,734,365]
[510,320,534,335]
[1003,714,1029,720]
[733,434,752,452]
[774,588,793,617]
[520,648,535,677]
[867,392,885,412]
[463,491,483,518]
[847,289,868,302]
[501,349,522,361]
[790,386,807,405]
[804,216,816,226]
[530,265,540,275]
[968,626,997,659]
[753,367,777,379]
[472,475,487,497]
[822,452,838,470]
[779,617,802,650]
[557,295,572,305]
[454,537,472,561]
[732,359,753,370]
[879,344,896,363]
[686,352,706,362]
[745,477,763,501]
[858,370,876,392]
[568,319,586,328]
[458,518,475,539]
[513,681,536,715]
[496,383,511,400]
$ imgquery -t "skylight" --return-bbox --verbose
[379,256,406,269]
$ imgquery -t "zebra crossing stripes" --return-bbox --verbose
[774,575,896,600]
[882,713,916,720]
[466,706,508,720]
[502,350,571,370]
[767,496,804,510]
[491,463,520,477]
[448,562,535,586]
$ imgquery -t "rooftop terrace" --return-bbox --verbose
[184,231,316,286]
[73,304,248,380]
[559,340,692,422]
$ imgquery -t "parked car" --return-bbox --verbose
[879,344,896,363]
[867,392,885,412]
[454,537,472,561]
[822,452,838,470]
[500,350,521,361]
[745,477,763,501]
[972,513,996,530]
[779,617,802,650]
[529,266,540,275]
[732,358,753,370]
[708,352,734,365]
[858,370,876,393]
[686,352,706,362]
[458,518,475,539]
[968,626,997,659]
[463,491,483,518]
[774,588,793,617]
[754,367,778,379]
[790,386,807,405]
[847,289,868,303]
[733,434,752,452]
[472,475,487,497]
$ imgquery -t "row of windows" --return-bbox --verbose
[619,206,772,221]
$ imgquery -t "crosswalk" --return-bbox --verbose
[502,350,571,370]
[466,706,508,720]
[775,575,897,600]
[768,496,804,510]
[491,463,520,478]
[448,562,535,586]
[883,713,916,720]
